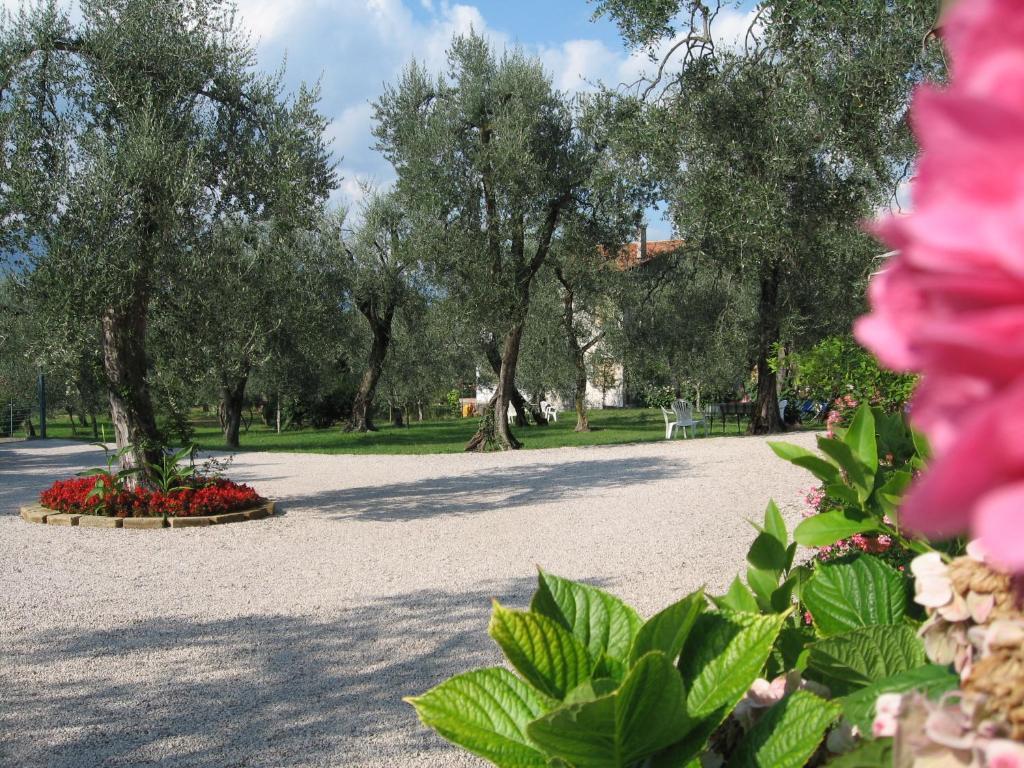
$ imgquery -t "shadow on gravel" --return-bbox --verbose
[0,440,107,510]
[2,576,599,767]
[289,456,686,522]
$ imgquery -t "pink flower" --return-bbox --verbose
[986,739,1024,768]
[855,0,1024,571]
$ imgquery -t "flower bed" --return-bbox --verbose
[39,476,264,518]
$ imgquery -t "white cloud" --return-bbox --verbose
[712,7,762,52]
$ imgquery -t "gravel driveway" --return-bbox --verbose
[0,432,820,767]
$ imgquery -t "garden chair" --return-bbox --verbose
[662,399,702,440]
[541,401,558,423]
[778,399,788,421]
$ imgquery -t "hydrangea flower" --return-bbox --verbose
[855,0,1024,572]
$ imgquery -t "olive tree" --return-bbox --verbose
[0,0,333,467]
[594,0,943,433]
[321,193,422,433]
[373,34,593,451]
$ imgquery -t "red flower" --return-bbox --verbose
[39,476,263,518]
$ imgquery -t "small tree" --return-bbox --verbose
[326,194,420,433]
[589,352,620,409]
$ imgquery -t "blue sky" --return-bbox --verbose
[225,0,760,239]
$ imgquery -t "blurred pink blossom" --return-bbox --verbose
[855,0,1024,572]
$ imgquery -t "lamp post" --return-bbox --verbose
[36,368,46,439]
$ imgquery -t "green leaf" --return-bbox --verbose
[824,483,860,506]
[875,471,912,517]
[816,438,872,500]
[713,577,760,614]
[748,532,789,572]
[680,611,787,722]
[785,541,798,572]
[747,567,779,611]
[794,509,880,548]
[564,678,620,705]
[763,500,788,545]
[845,405,878,480]
[802,556,907,636]
[628,590,704,666]
[526,652,689,768]
[770,576,797,614]
[806,625,925,695]
[531,571,642,665]
[826,738,894,767]
[726,691,840,768]
[839,665,958,733]
[489,602,593,700]
[406,667,553,768]
[768,442,840,484]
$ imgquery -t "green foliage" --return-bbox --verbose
[628,590,703,666]
[445,390,462,418]
[806,625,925,695]
[526,652,690,768]
[793,336,917,414]
[2,0,334,467]
[713,502,801,616]
[78,444,142,507]
[726,690,840,768]
[838,665,958,734]
[489,603,595,700]
[531,570,642,674]
[825,738,894,767]
[802,556,907,636]
[408,572,798,768]
[405,668,553,767]
[144,444,198,493]
[770,404,930,554]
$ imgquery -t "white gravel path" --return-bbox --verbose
[0,432,820,768]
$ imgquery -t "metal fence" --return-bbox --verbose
[2,372,46,439]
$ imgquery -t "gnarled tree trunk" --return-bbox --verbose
[349,304,396,433]
[467,322,526,451]
[749,262,785,435]
[221,372,249,449]
[101,305,161,470]
[482,334,544,427]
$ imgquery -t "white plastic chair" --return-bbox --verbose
[507,403,516,425]
[541,401,558,423]
[778,399,788,422]
[661,400,703,439]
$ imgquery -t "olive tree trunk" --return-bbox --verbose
[748,262,785,435]
[466,322,526,451]
[349,310,394,433]
[221,372,249,449]
[101,305,162,470]
[482,334,544,427]
[556,272,603,433]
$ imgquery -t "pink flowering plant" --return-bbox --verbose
[771,403,934,563]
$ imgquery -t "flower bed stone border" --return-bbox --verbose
[18,500,276,529]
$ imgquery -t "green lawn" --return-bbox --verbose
[39,407,791,455]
